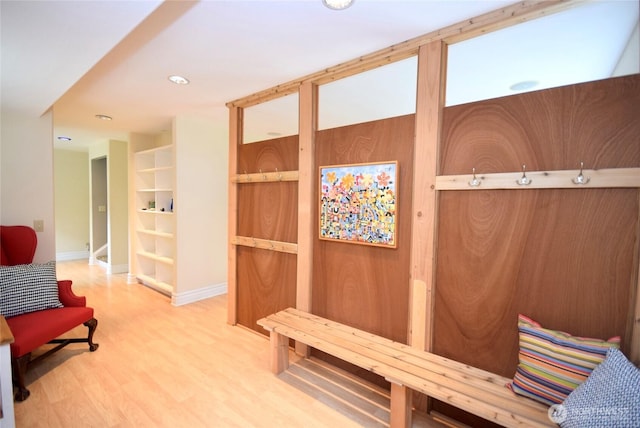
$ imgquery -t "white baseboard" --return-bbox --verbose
[56,251,90,261]
[171,282,227,306]
[95,259,129,275]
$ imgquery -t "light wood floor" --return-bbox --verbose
[13,260,444,428]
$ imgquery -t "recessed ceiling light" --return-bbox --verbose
[168,75,190,85]
[57,136,72,141]
[509,80,539,91]
[322,0,354,10]
[95,114,113,121]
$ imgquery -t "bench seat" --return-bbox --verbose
[258,308,555,428]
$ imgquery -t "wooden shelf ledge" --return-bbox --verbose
[231,170,298,184]
[232,236,298,254]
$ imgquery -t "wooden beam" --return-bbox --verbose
[227,106,242,325]
[231,236,298,255]
[231,170,299,183]
[409,41,446,351]
[226,0,583,109]
[295,81,318,357]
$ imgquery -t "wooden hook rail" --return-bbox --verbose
[231,236,298,255]
[231,170,299,184]
[435,167,640,191]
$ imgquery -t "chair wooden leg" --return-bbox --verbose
[84,318,99,352]
[12,353,31,401]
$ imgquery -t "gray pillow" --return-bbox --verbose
[549,347,640,428]
[0,261,63,318]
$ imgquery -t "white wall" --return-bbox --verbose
[107,140,129,271]
[0,110,55,263]
[174,115,228,294]
[54,149,90,260]
[613,23,640,77]
[88,140,129,273]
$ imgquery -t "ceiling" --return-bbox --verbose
[1,0,638,151]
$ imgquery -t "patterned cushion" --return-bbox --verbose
[549,347,640,427]
[0,261,63,318]
[510,314,620,405]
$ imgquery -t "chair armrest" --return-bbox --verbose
[57,280,86,307]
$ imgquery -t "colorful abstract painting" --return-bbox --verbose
[319,161,397,248]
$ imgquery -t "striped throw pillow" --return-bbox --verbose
[510,314,620,406]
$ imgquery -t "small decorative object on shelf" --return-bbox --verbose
[148,200,156,210]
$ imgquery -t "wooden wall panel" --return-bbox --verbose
[236,136,299,332]
[433,74,640,427]
[312,115,415,342]
[237,136,299,243]
[440,75,640,175]
[436,188,637,373]
[436,74,640,375]
[236,247,297,333]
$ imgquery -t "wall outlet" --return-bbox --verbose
[33,219,44,232]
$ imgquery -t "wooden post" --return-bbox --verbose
[409,41,447,351]
[227,106,242,325]
[389,381,412,428]
[295,81,318,357]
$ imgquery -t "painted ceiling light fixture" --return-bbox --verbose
[168,75,190,85]
[95,114,113,121]
[322,0,354,11]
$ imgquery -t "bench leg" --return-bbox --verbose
[389,382,412,428]
[269,331,289,374]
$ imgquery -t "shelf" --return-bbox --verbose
[137,209,173,215]
[137,188,173,192]
[138,166,173,174]
[136,145,172,156]
[136,273,173,296]
[133,142,175,298]
[137,228,173,239]
[137,250,174,265]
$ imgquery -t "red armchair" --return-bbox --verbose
[0,225,37,266]
[0,225,98,401]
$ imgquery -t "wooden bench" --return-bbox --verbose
[258,308,555,428]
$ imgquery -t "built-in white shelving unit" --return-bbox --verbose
[133,144,175,296]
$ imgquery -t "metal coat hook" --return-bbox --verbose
[245,170,251,182]
[516,164,532,186]
[259,169,267,180]
[468,167,481,187]
[572,161,590,185]
[276,168,282,181]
